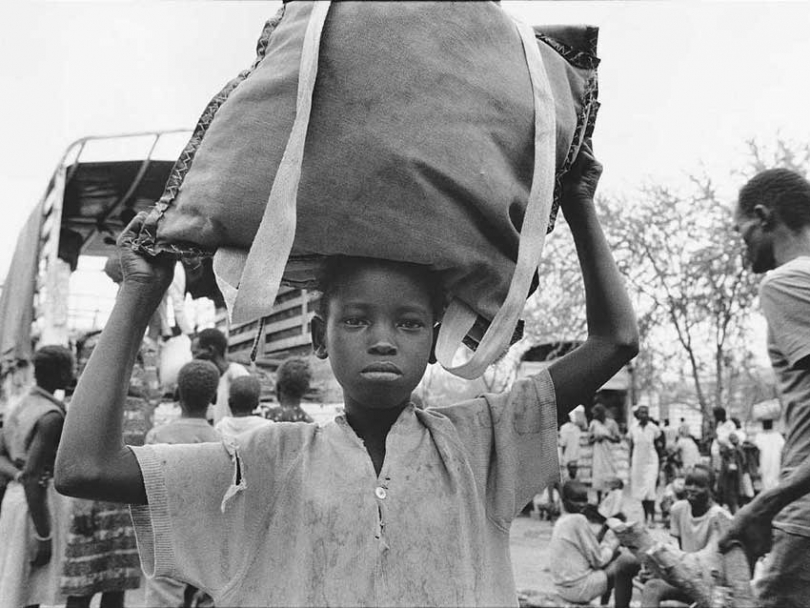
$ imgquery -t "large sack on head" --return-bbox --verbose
[134,1,600,378]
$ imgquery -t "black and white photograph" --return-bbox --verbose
[1,1,810,606]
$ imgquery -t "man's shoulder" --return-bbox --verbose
[761,257,810,294]
[670,498,689,517]
[708,503,732,521]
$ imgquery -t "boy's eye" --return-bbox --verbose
[398,319,425,330]
[343,317,368,327]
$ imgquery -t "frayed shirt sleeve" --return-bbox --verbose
[438,369,559,527]
[129,441,246,596]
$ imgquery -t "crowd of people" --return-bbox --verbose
[0,329,316,608]
[1,149,810,607]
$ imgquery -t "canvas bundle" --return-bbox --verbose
[134,1,600,379]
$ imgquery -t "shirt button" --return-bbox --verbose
[375,487,387,500]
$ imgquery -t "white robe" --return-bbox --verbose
[629,423,661,501]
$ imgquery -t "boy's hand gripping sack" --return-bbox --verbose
[134,2,600,379]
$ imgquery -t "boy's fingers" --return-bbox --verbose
[116,211,150,248]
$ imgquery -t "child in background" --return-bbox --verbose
[142,360,221,608]
[263,357,315,423]
[214,376,271,441]
[641,464,731,606]
[55,144,639,606]
[549,480,640,608]
[597,477,626,521]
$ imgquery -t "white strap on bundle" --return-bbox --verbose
[213,2,557,380]
[434,17,557,379]
[213,1,331,323]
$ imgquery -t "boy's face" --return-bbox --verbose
[313,262,436,410]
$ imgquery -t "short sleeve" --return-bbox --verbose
[435,370,559,526]
[129,441,247,595]
[760,269,810,367]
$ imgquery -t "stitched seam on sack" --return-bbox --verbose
[535,31,600,70]
[548,70,599,234]
[133,7,285,257]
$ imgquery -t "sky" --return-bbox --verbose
[2,0,810,284]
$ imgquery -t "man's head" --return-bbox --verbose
[311,256,444,410]
[713,406,727,423]
[275,357,312,401]
[177,360,220,414]
[735,168,810,273]
[229,375,261,416]
[561,480,589,514]
[592,403,606,422]
[33,345,74,392]
[192,328,228,363]
[566,461,578,480]
[684,464,714,512]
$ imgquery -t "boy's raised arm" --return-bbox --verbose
[548,142,639,416]
[55,214,175,505]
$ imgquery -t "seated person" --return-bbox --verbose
[641,464,731,606]
[597,477,625,521]
[660,476,687,527]
[214,376,271,441]
[549,480,640,608]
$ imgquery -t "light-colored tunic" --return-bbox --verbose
[214,415,272,441]
[129,372,559,606]
[755,430,785,492]
[589,418,620,491]
[0,387,69,608]
[549,513,619,603]
[629,422,661,501]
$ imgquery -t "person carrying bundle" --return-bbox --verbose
[54,141,638,605]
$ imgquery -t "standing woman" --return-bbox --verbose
[628,404,662,525]
[0,345,74,608]
[588,404,621,502]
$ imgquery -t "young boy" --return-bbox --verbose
[214,375,271,441]
[54,144,638,605]
[144,360,222,446]
[549,480,640,608]
[141,359,221,608]
[641,464,731,606]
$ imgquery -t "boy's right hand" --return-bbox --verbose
[116,212,176,295]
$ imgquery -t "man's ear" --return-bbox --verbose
[428,323,440,365]
[754,204,774,229]
[311,315,328,360]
